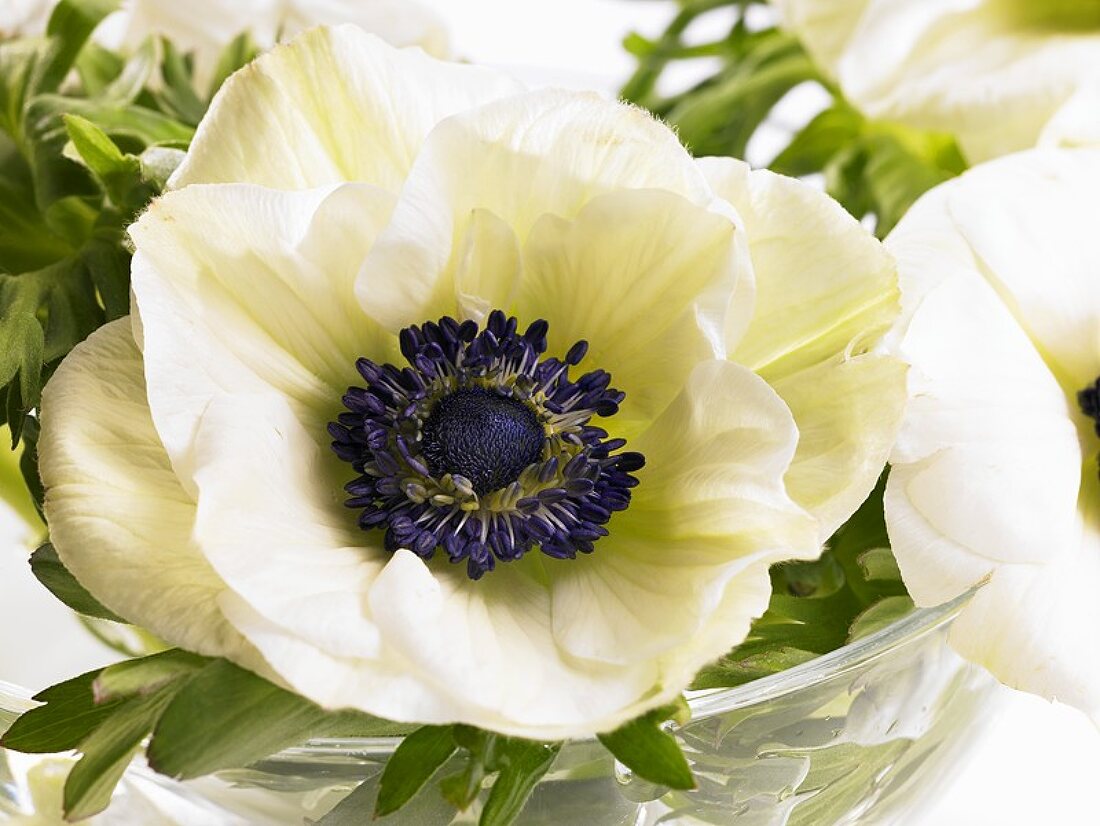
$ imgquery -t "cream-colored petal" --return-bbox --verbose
[943,475,1100,720]
[772,354,906,538]
[516,188,746,434]
[190,392,386,661]
[129,182,397,476]
[621,359,818,558]
[38,319,248,661]
[828,0,1100,161]
[887,261,1082,566]
[701,157,905,537]
[940,148,1100,391]
[171,26,523,191]
[356,88,714,332]
[280,0,451,58]
[452,209,522,326]
[1040,80,1100,149]
[701,158,899,381]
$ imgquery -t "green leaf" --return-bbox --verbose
[597,705,695,791]
[63,683,176,821]
[154,38,206,126]
[0,668,120,754]
[770,104,862,177]
[439,727,493,811]
[147,659,398,779]
[29,542,125,623]
[848,595,916,642]
[93,650,208,704]
[63,113,142,206]
[375,725,457,817]
[479,739,561,826]
[41,0,121,94]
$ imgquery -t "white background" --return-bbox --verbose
[2,1,1099,823]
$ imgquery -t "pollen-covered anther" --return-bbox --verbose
[329,310,644,579]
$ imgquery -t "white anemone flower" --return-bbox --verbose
[885,147,1100,721]
[38,28,906,738]
[773,0,1100,162]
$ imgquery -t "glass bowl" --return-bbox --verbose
[0,597,994,825]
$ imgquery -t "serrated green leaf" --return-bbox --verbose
[479,739,561,826]
[93,650,208,704]
[63,683,176,821]
[147,659,398,779]
[375,725,457,817]
[63,113,141,205]
[29,542,125,622]
[0,669,121,754]
[597,705,695,791]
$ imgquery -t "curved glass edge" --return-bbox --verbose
[0,595,968,750]
[282,594,969,758]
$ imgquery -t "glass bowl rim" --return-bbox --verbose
[0,595,966,755]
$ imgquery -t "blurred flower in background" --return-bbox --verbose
[1,0,450,88]
[774,0,1100,162]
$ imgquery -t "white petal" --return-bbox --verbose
[280,0,452,58]
[38,319,249,661]
[772,354,906,538]
[356,88,714,332]
[887,255,1081,565]
[1040,80,1100,149]
[624,360,817,556]
[831,0,1100,161]
[944,476,1100,720]
[171,26,523,191]
[189,392,385,660]
[940,148,1100,390]
[129,182,396,477]
[701,157,906,537]
[515,188,746,434]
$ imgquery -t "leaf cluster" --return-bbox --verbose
[0,649,403,821]
[0,0,257,458]
[620,0,967,237]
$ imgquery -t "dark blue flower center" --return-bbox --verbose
[329,311,644,580]
[1080,377,1100,437]
[421,388,544,495]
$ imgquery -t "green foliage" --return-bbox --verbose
[0,0,218,458]
[375,725,458,817]
[621,0,968,237]
[598,702,695,791]
[29,542,124,622]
